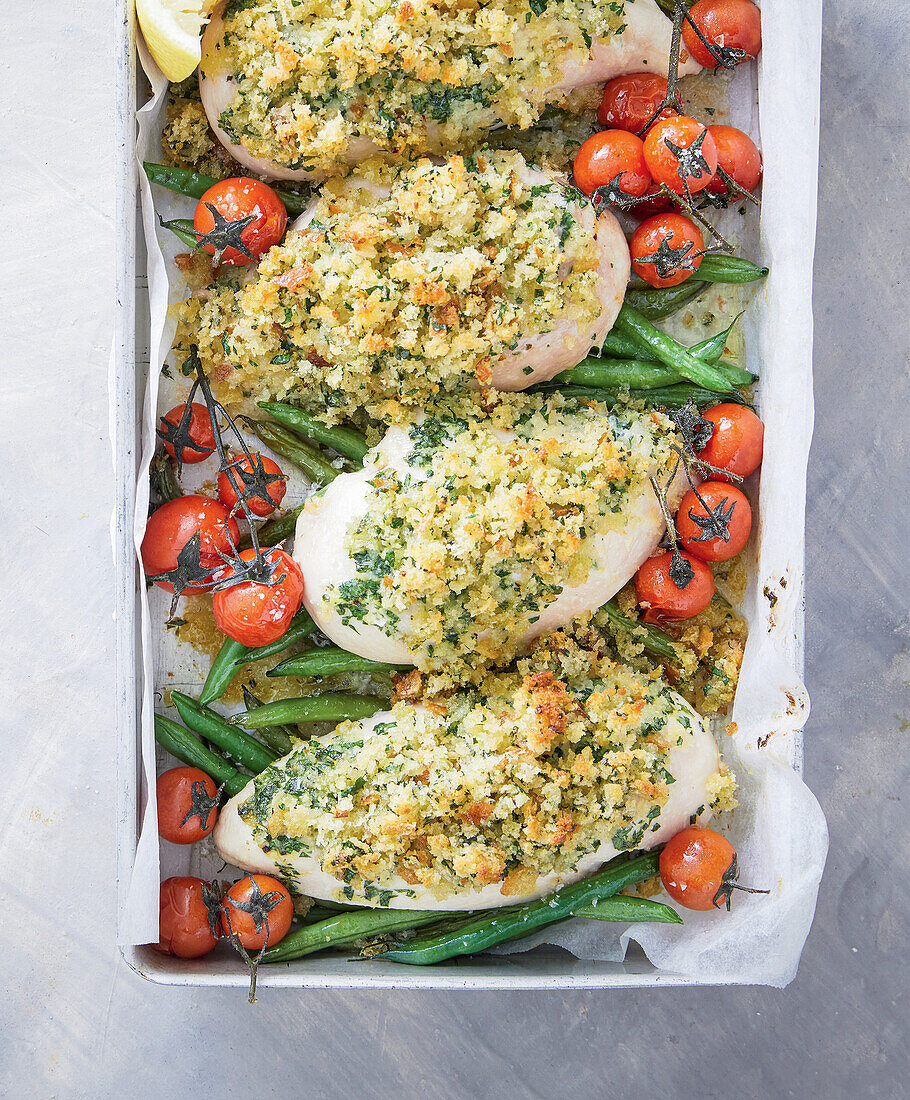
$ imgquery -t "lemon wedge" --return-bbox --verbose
[135,0,212,82]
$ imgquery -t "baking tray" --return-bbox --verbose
[114,0,821,989]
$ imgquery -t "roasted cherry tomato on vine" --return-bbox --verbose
[141,496,240,590]
[682,0,762,70]
[221,874,294,950]
[635,550,715,621]
[156,766,219,844]
[159,402,215,464]
[218,452,287,518]
[156,876,219,958]
[660,826,767,911]
[629,182,674,222]
[643,116,718,195]
[706,125,763,195]
[212,547,304,647]
[573,130,652,198]
[697,403,764,481]
[194,177,288,266]
[597,72,675,134]
[676,482,752,562]
[630,212,704,288]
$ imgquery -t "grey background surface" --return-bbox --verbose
[0,0,907,1096]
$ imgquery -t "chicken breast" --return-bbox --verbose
[199,0,699,181]
[287,167,629,392]
[213,678,722,911]
[293,401,687,669]
[179,151,629,413]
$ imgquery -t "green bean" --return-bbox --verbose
[573,896,683,924]
[690,314,743,362]
[624,280,708,321]
[241,686,296,756]
[143,161,309,216]
[199,608,317,705]
[557,356,753,392]
[258,403,369,465]
[150,452,183,503]
[614,305,735,392]
[377,850,661,964]
[171,691,278,774]
[232,694,386,729]
[694,254,769,284]
[546,383,746,408]
[238,503,305,551]
[600,321,735,366]
[159,217,199,250]
[598,332,655,360]
[246,420,340,485]
[263,908,447,964]
[153,714,249,798]
[268,649,412,679]
[600,599,680,664]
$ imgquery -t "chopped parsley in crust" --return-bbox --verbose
[239,641,729,902]
[203,0,628,176]
[175,150,604,421]
[328,397,681,668]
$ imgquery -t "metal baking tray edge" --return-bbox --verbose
[114,0,820,989]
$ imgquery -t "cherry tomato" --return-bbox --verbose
[697,403,764,481]
[676,482,752,562]
[630,212,704,288]
[194,178,288,266]
[156,876,219,958]
[156,767,219,844]
[629,182,674,222]
[218,453,287,518]
[643,116,718,195]
[573,130,652,198]
[597,73,675,134]
[221,874,293,950]
[682,0,762,70]
[141,496,240,590]
[635,550,715,621]
[159,402,215,464]
[706,125,762,195]
[659,827,740,910]
[212,547,304,647]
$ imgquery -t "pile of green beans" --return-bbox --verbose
[246,420,339,485]
[614,304,737,392]
[375,850,667,964]
[144,162,309,217]
[200,608,317,705]
[268,648,412,679]
[153,714,249,798]
[258,403,369,465]
[171,691,277,774]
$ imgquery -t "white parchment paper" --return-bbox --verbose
[121,1,827,986]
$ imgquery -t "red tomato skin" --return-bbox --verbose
[160,403,216,463]
[643,116,718,195]
[629,182,674,222]
[630,213,704,288]
[676,482,752,562]
[155,877,219,958]
[573,130,652,198]
[706,125,763,194]
[213,548,304,647]
[221,875,294,950]
[140,496,240,590]
[218,453,287,518]
[683,0,762,69]
[157,767,219,844]
[659,827,737,910]
[597,73,675,133]
[698,403,764,480]
[194,178,287,266]
[635,550,715,620]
